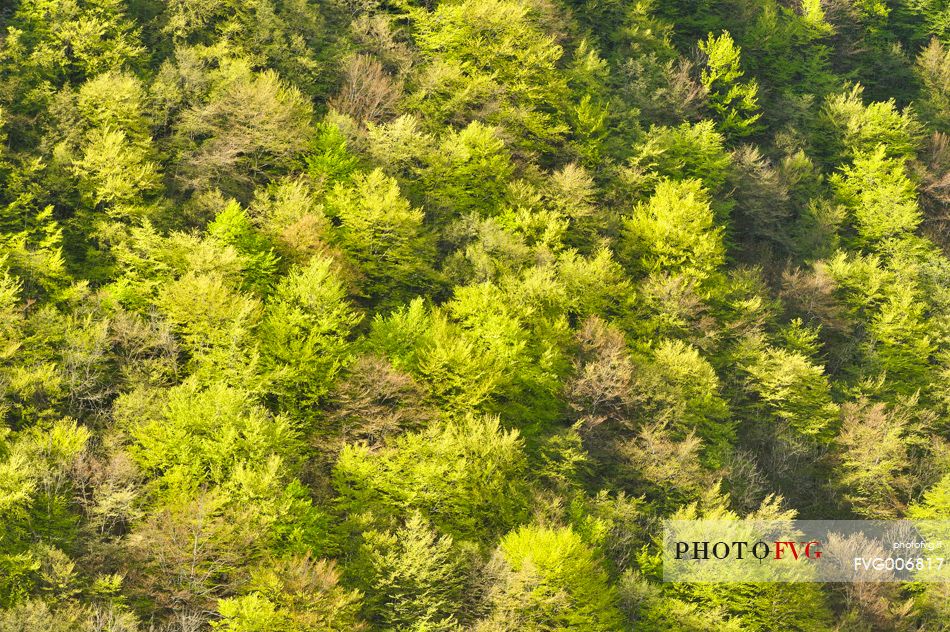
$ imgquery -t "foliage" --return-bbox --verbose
[477,524,625,631]
[355,512,470,630]
[622,178,725,279]
[698,31,762,138]
[1,0,949,628]
[334,415,529,541]
[258,255,361,414]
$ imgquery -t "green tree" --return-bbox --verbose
[627,121,732,196]
[669,496,835,631]
[739,339,839,441]
[916,39,950,132]
[356,513,470,631]
[334,415,528,541]
[421,122,514,220]
[820,85,922,164]
[622,178,725,280]
[836,397,929,518]
[156,271,262,387]
[214,556,364,632]
[259,255,361,415]
[71,127,160,218]
[634,339,733,465]
[128,381,297,492]
[325,169,435,305]
[159,0,331,96]
[0,0,145,139]
[831,146,922,248]
[477,524,625,631]
[698,31,761,138]
[865,283,934,395]
[409,0,569,154]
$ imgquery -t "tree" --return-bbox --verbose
[71,127,160,217]
[367,295,542,419]
[334,415,528,541]
[323,355,432,451]
[667,495,835,631]
[726,145,795,256]
[557,248,632,319]
[565,316,635,428]
[0,599,121,632]
[904,0,950,42]
[831,146,922,248]
[698,31,761,138]
[908,473,950,623]
[619,570,742,631]
[355,513,470,630]
[0,0,145,98]
[408,0,570,154]
[864,283,934,395]
[622,178,725,280]
[328,55,401,125]
[634,339,733,465]
[0,419,90,607]
[477,524,625,631]
[214,556,364,632]
[247,178,334,266]
[207,201,280,295]
[0,207,70,301]
[442,279,567,424]
[740,341,839,442]
[325,169,435,306]
[156,271,262,387]
[159,0,331,96]
[835,398,929,518]
[619,423,709,507]
[916,39,950,132]
[258,255,361,415]
[820,85,922,164]
[176,69,313,198]
[421,122,514,220]
[626,121,732,197]
[128,382,297,491]
[125,492,262,618]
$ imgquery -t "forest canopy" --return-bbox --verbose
[1,0,950,629]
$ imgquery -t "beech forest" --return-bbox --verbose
[2,0,950,629]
